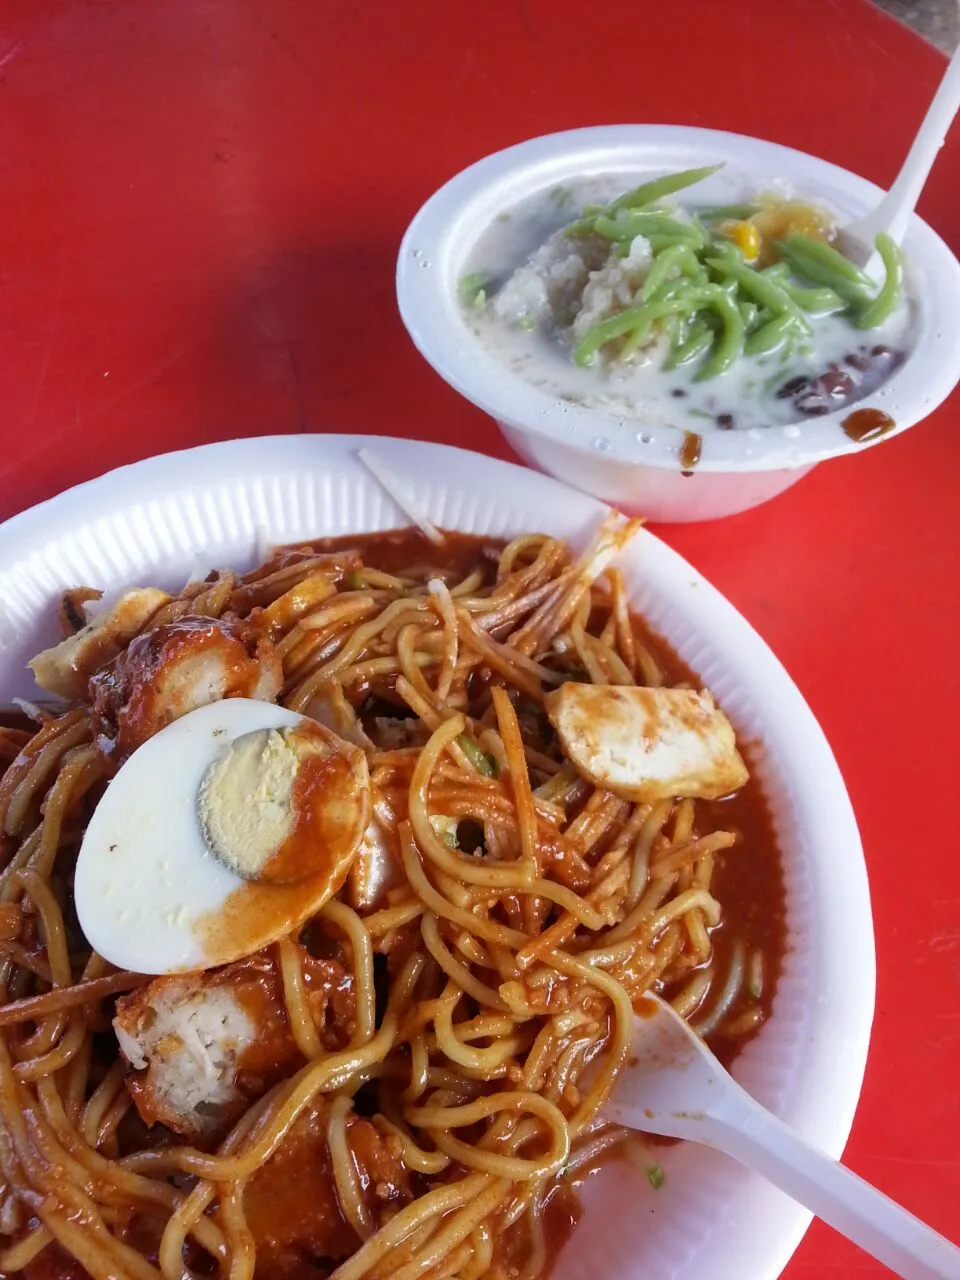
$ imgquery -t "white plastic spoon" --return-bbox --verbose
[839,43,960,271]
[605,994,960,1279]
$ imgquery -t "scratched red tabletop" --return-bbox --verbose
[1,0,958,1273]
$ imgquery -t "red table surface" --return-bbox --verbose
[1,0,958,1272]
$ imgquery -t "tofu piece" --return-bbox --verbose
[89,614,283,760]
[113,947,354,1142]
[29,588,172,699]
[544,683,748,802]
[114,977,255,1140]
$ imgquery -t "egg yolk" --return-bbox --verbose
[199,724,362,886]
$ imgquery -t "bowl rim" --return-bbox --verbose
[396,124,960,474]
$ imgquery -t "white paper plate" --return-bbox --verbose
[0,435,874,1280]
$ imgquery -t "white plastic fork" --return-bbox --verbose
[838,43,960,273]
[605,994,960,1280]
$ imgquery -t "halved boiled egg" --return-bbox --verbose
[75,699,370,975]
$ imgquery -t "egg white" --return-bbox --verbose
[75,699,309,975]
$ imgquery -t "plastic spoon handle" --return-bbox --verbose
[845,44,960,250]
[698,1084,960,1279]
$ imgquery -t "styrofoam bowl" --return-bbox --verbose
[0,434,874,1279]
[396,125,960,522]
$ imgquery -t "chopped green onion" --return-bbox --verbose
[456,734,498,777]
[647,1164,666,1190]
[518,316,536,331]
[346,570,366,590]
[550,185,573,208]
[442,828,459,849]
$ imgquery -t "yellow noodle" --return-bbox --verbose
[1,714,91,837]
[278,936,325,1059]
[410,720,534,891]
[388,1179,510,1280]
[0,1225,53,1270]
[404,1093,569,1180]
[329,1173,495,1280]
[421,913,506,1011]
[433,987,528,1072]
[219,1175,257,1280]
[329,1093,376,1240]
[377,1117,450,1175]
[428,577,459,702]
[628,799,673,905]
[323,899,377,1046]
[647,888,722,938]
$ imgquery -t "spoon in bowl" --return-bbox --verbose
[839,43,960,273]
[605,994,960,1279]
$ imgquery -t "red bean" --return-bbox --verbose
[819,370,855,399]
[776,375,810,399]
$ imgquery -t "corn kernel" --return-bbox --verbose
[720,219,762,262]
